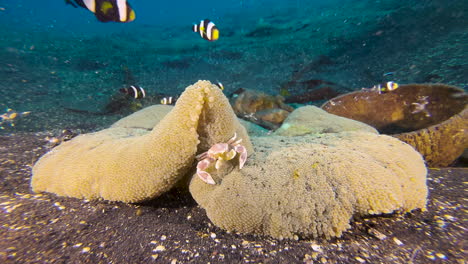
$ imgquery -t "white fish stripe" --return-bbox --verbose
[199,20,204,38]
[206,21,215,40]
[117,0,127,22]
[82,0,96,12]
[139,86,146,98]
[130,85,138,99]
[161,97,173,104]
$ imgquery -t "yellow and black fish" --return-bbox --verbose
[65,0,135,23]
[374,81,399,94]
[119,85,146,99]
[215,81,224,90]
[192,19,219,41]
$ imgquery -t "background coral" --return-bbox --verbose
[190,132,427,239]
[32,81,252,202]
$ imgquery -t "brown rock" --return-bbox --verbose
[230,88,293,129]
[255,109,290,124]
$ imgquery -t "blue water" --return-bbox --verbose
[2,0,324,33]
[0,0,466,132]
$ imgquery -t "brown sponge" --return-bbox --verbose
[190,132,427,239]
[321,83,467,167]
[32,81,252,203]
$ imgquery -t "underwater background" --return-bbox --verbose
[0,0,466,133]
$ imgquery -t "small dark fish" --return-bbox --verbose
[120,85,146,99]
[192,19,219,41]
[0,108,30,129]
[64,86,146,115]
[160,96,177,105]
[45,129,79,148]
[215,82,224,90]
[60,129,78,141]
[65,0,135,23]
[372,81,399,94]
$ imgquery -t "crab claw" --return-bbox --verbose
[234,145,247,169]
[196,157,216,185]
[196,158,212,171]
[196,170,216,185]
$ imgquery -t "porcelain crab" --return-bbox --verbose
[196,133,247,184]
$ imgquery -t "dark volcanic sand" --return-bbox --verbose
[0,132,466,263]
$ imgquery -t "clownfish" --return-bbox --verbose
[192,19,219,41]
[65,0,136,23]
[160,96,180,105]
[215,82,224,90]
[119,85,145,99]
[374,81,399,94]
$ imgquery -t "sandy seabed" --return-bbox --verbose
[0,132,466,263]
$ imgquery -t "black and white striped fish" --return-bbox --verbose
[192,19,219,41]
[160,96,178,105]
[65,0,135,23]
[119,85,146,99]
[215,82,224,90]
[374,81,399,94]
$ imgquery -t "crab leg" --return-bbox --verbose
[234,145,247,169]
[197,170,216,185]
